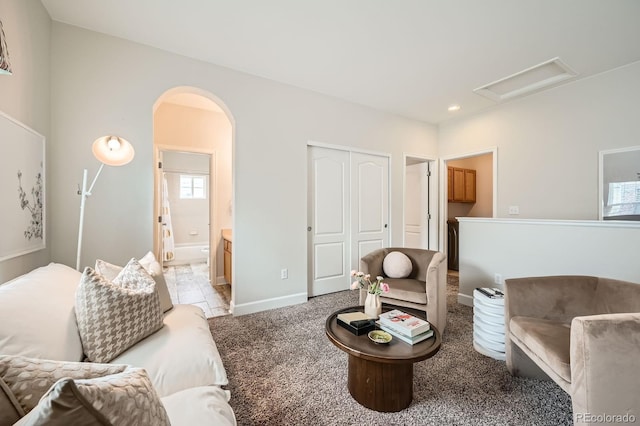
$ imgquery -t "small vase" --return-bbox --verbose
[364,293,382,319]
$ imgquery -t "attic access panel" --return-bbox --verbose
[474,57,577,102]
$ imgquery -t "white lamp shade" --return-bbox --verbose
[92,136,135,166]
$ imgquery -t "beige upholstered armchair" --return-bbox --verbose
[504,276,640,425]
[358,248,447,332]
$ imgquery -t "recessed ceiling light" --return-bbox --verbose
[448,104,461,112]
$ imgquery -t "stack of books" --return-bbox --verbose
[476,287,504,299]
[376,309,433,345]
[337,311,375,335]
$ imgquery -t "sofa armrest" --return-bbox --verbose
[359,249,385,277]
[570,313,640,423]
[425,251,447,332]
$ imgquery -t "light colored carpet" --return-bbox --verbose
[208,277,572,425]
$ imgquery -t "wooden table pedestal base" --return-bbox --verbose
[347,354,413,412]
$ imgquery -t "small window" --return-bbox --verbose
[604,181,640,218]
[179,175,206,199]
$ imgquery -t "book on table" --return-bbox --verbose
[475,287,504,299]
[336,311,375,335]
[378,309,430,337]
[376,321,434,345]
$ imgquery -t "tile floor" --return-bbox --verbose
[163,262,231,318]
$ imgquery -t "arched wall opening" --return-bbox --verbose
[153,86,235,317]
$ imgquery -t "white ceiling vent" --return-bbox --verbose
[474,57,577,102]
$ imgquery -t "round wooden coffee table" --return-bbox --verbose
[325,304,441,412]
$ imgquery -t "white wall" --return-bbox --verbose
[457,218,640,305]
[439,61,640,220]
[441,62,640,302]
[0,1,51,282]
[49,23,438,314]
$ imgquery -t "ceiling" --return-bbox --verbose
[40,0,640,124]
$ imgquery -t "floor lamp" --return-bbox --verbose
[76,136,135,271]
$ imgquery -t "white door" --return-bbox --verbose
[308,147,351,296]
[405,161,434,249]
[350,152,389,270]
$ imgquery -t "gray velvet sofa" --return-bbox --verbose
[504,275,640,425]
[359,248,447,332]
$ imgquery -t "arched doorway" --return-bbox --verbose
[153,87,234,317]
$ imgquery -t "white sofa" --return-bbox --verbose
[0,263,236,425]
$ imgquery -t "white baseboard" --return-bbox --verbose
[458,292,474,307]
[215,275,227,285]
[232,292,308,316]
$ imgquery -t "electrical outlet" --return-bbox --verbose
[494,273,503,284]
[508,206,520,215]
[281,268,288,279]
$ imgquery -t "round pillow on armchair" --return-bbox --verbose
[383,251,413,278]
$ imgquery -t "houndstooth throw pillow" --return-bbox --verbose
[15,367,170,426]
[95,252,174,313]
[75,259,163,363]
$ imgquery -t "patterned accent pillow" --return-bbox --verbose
[0,355,127,415]
[15,367,170,426]
[76,259,164,363]
[95,252,174,313]
[0,376,22,425]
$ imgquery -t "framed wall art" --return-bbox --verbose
[0,111,45,261]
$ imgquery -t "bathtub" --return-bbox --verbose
[164,243,209,266]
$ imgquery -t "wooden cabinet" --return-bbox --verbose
[223,239,232,285]
[447,167,476,203]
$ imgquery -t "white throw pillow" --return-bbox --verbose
[383,251,413,278]
[75,260,163,363]
[139,251,163,276]
[0,263,84,361]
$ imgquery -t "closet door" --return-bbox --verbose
[308,147,350,296]
[350,152,389,271]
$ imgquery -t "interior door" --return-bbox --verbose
[404,162,428,248]
[308,147,351,296]
[350,152,389,270]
